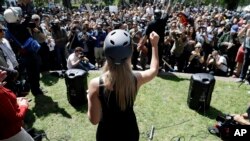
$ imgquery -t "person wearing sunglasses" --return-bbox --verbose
[206,50,228,76]
[186,42,205,73]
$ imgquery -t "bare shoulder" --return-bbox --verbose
[88,77,100,95]
[89,77,100,87]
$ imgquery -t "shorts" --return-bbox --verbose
[235,46,244,63]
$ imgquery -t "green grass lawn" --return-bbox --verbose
[25,72,250,141]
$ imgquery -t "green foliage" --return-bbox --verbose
[81,0,94,4]
[25,72,250,141]
[113,0,120,6]
[0,0,4,5]
[33,0,45,7]
[54,0,61,4]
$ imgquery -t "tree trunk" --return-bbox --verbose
[224,0,239,10]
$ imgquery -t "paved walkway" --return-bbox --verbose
[90,70,239,82]
[158,71,238,82]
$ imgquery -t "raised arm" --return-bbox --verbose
[135,31,159,88]
[238,24,250,37]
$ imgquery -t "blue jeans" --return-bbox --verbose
[76,61,96,71]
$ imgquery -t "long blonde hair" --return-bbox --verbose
[102,59,137,111]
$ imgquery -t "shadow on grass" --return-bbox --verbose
[26,128,49,141]
[32,94,72,118]
[24,109,36,128]
[24,111,50,141]
[71,103,88,113]
[40,74,59,86]
[157,72,190,82]
[197,106,225,120]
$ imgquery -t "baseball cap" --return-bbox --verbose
[230,25,239,33]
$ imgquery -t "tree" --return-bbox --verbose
[33,0,44,7]
[63,0,72,9]
[223,0,239,10]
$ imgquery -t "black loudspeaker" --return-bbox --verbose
[65,69,88,106]
[187,73,215,111]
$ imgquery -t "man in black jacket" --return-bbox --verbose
[137,3,171,70]
[4,6,43,96]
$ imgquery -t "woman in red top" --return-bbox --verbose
[0,70,33,141]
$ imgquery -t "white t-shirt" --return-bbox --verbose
[146,7,154,16]
[217,56,227,72]
[67,53,79,69]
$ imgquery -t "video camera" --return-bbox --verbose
[210,114,237,141]
[0,66,19,81]
[171,30,182,38]
[79,52,85,59]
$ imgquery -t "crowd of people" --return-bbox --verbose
[0,1,250,89]
[5,1,249,79]
[1,0,250,140]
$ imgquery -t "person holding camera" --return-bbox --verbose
[4,7,43,96]
[67,23,83,54]
[206,50,228,76]
[51,19,68,70]
[185,42,205,73]
[169,29,188,72]
[67,47,96,71]
[87,29,159,141]
[0,70,34,141]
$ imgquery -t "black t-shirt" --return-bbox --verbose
[145,14,169,43]
[96,77,139,141]
[7,22,32,45]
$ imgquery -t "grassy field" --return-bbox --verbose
[25,72,250,141]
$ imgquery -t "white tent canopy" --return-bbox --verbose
[243,5,250,11]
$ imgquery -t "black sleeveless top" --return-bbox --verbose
[96,77,139,141]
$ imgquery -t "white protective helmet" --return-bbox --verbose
[4,7,22,23]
